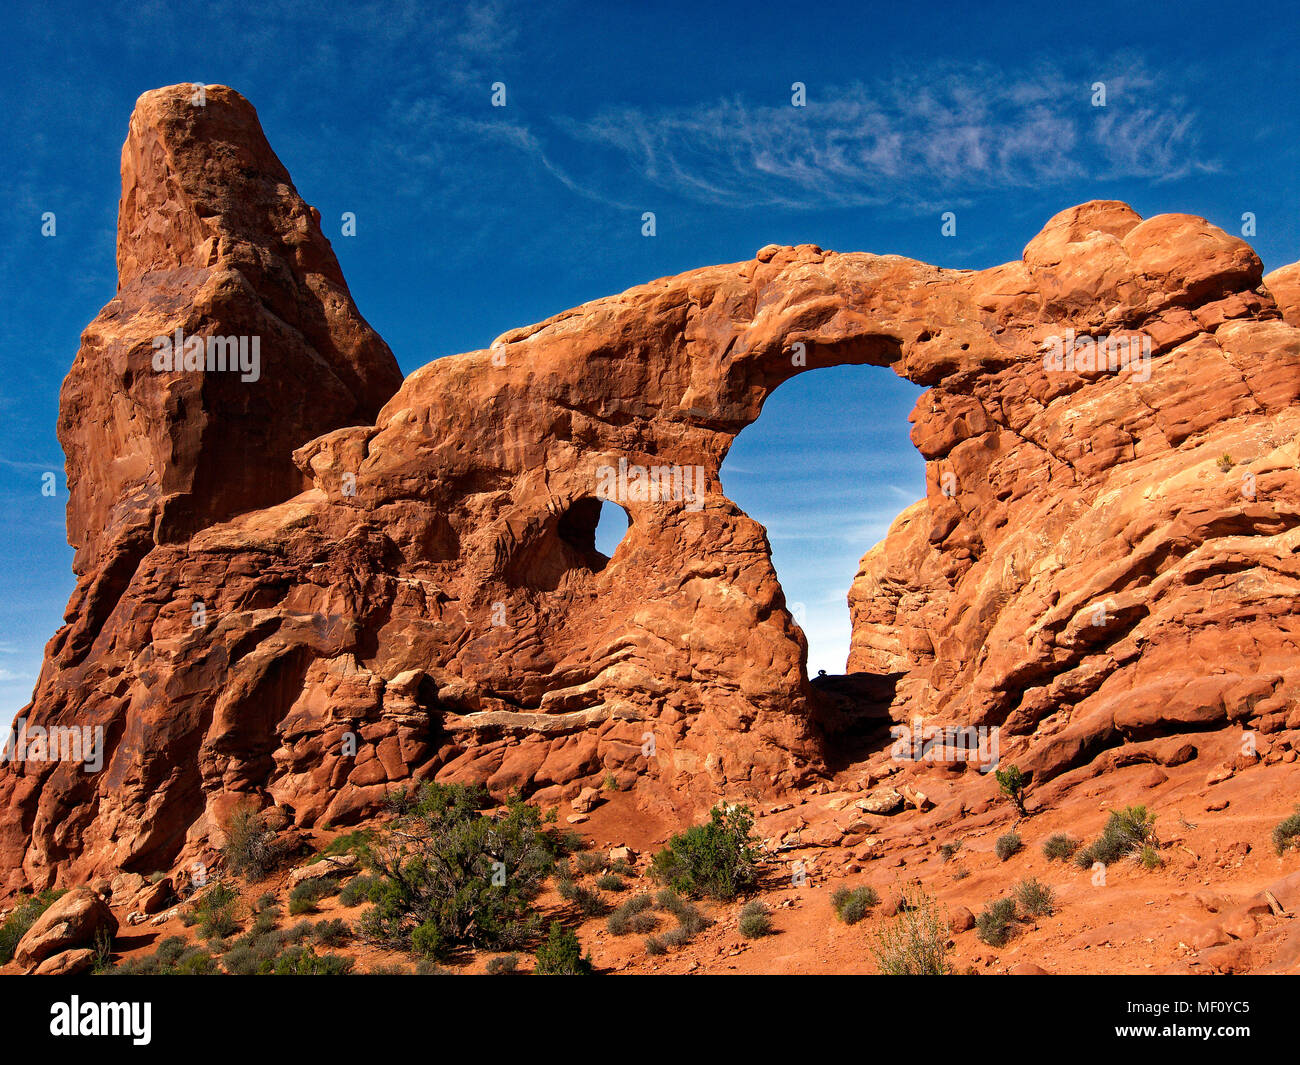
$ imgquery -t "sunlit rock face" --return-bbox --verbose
[3,85,1297,892]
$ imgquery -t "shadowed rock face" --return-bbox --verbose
[3,85,1298,892]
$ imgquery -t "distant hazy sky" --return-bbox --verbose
[1,0,1296,701]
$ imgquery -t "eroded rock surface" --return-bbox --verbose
[2,85,1298,892]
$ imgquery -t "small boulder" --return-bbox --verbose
[857,788,904,815]
[137,877,173,915]
[288,853,358,888]
[33,947,97,976]
[571,786,602,814]
[14,888,118,969]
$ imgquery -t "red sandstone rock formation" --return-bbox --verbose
[2,85,1298,893]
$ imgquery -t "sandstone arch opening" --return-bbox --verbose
[594,500,631,559]
[506,496,632,591]
[720,364,926,678]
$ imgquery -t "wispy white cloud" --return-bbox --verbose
[540,63,1210,210]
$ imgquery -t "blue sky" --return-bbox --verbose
[0,0,1296,702]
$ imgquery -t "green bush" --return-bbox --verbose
[870,885,952,975]
[656,890,709,936]
[975,897,1018,947]
[311,918,351,947]
[994,764,1029,816]
[607,894,657,936]
[357,782,556,958]
[0,889,65,964]
[289,879,334,915]
[595,873,627,892]
[1042,834,1079,861]
[318,828,376,861]
[485,953,519,975]
[192,882,240,940]
[339,874,382,908]
[222,808,287,882]
[1075,806,1157,868]
[650,804,760,900]
[738,900,773,939]
[558,879,608,917]
[272,945,353,975]
[533,921,592,975]
[575,851,607,876]
[1272,808,1300,855]
[411,919,446,959]
[831,885,880,925]
[995,832,1023,862]
[1014,878,1055,918]
[113,937,218,975]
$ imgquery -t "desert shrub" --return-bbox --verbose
[339,874,382,908]
[644,935,666,956]
[1042,834,1080,861]
[289,878,335,916]
[90,927,115,974]
[1139,844,1163,870]
[1014,878,1056,918]
[485,953,519,975]
[368,963,412,975]
[650,804,760,900]
[952,867,970,881]
[1076,806,1157,868]
[995,832,1023,862]
[222,808,287,881]
[533,921,592,975]
[661,926,692,949]
[1217,452,1235,472]
[318,828,375,861]
[0,889,65,964]
[311,918,351,947]
[411,919,446,959]
[272,945,353,975]
[575,851,607,876]
[595,873,627,892]
[656,890,709,936]
[558,880,608,917]
[1272,808,1300,855]
[193,882,240,940]
[938,841,962,862]
[607,894,657,936]
[222,925,303,975]
[994,765,1028,816]
[976,897,1018,947]
[114,937,217,975]
[831,885,880,925]
[738,900,773,939]
[358,782,556,958]
[870,885,952,975]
